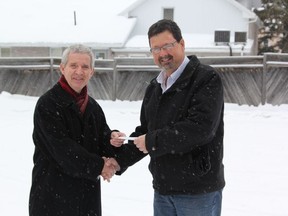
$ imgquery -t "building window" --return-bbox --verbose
[1,48,11,57]
[163,8,174,20]
[94,51,106,59]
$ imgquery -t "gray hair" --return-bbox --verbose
[61,44,95,69]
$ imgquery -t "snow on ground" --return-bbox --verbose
[0,91,287,216]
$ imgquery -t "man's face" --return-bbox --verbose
[60,53,94,93]
[149,30,185,76]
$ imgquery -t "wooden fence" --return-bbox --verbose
[0,53,288,106]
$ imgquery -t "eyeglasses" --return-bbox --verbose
[150,41,178,54]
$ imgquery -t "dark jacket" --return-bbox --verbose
[119,55,225,195]
[29,83,118,216]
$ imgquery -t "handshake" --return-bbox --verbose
[101,131,149,182]
[101,157,120,182]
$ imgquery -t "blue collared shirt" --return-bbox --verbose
[156,56,190,93]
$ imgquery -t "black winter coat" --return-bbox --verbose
[119,55,225,195]
[29,83,118,216]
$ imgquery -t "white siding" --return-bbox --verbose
[128,0,251,38]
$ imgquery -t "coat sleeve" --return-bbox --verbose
[32,98,105,182]
[114,141,147,174]
[112,101,148,172]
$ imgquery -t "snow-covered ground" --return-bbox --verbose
[0,91,287,216]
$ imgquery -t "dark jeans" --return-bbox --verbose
[153,190,222,216]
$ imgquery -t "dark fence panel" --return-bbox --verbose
[0,54,288,106]
[0,68,52,96]
[216,67,262,106]
[116,70,159,101]
[266,68,288,105]
[89,71,114,100]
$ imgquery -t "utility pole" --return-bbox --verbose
[74,11,77,26]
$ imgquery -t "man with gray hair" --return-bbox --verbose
[29,44,125,216]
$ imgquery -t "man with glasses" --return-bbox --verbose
[113,19,225,216]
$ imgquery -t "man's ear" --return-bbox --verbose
[59,63,65,74]
[180,38,185,48]
[90,69,95,77]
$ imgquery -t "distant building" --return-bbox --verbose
[0,0,262,58]
[114,0,262,57]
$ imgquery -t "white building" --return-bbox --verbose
[115,0,262,57]
[0,0,262,58]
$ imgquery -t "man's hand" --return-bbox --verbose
[134,134,148,154]
[110,131,126,147]
[105,157,120,171]
[101,157,120,182]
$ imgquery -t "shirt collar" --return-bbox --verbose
[156,56,189,92]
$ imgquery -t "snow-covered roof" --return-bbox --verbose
[118,0,146,17]
[120,33,253,55]
[225,0,257,19]
[126,33,252,47]
[0,0,256,55]
[0,0,137,47]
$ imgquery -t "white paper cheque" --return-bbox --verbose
[118,137,136,141]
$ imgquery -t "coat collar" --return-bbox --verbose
[51,83,93,117]
[53,83,76,107]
